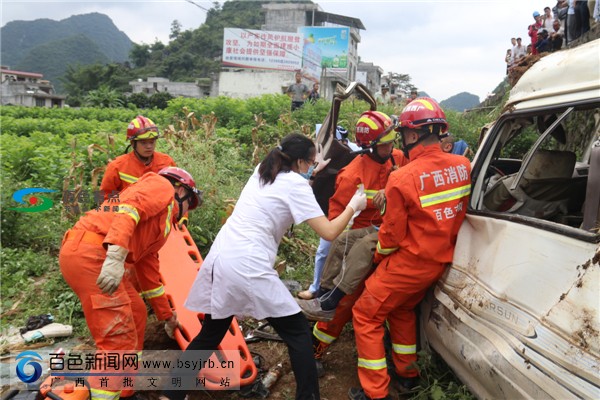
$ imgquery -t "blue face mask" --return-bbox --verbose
[299,164,315,180]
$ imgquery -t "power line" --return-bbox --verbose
[184,0,211,13]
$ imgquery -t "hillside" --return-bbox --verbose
[440,91,480,112]
[17,35,110,93]
[1,13,132,89]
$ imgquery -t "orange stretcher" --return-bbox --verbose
[158,224,258,389]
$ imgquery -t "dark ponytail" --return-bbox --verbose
[258,133,315,186]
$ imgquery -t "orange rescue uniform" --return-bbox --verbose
[99,150,177,349]
[100,151,176,195]
[59,173,177,400]
[352,144,471,399]
[313,149,408,352]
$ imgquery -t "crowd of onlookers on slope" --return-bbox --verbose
[505,1,600,74]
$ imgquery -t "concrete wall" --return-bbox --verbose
[130,78,206,98]
[1,81,64,107]
[218,69,298,99]
[262,3,319,32]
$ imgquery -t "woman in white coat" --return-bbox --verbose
[163,133,366,400]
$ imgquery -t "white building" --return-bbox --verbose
[1,68,65,107]
[129,77,211,98]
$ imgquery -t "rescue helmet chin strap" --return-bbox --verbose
[368,148,392,164]
[174,190,192,221]
[401,125,441,159]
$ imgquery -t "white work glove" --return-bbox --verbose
[96,245,128,295]
[313,144,331,175]
[347,190,367,213]
[164,311,181,339]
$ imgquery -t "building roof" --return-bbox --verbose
[0,69,44,78]
[313,11,365,30]
[31,91,66,99]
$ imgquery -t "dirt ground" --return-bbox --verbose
[1,316,405,400]
[142,318,406,400]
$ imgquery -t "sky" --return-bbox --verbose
[1,0,554,102]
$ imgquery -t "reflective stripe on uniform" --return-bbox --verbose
[419,184,470,208]
[90,388,120,400]
[376,241,398,255]
[141,285,165,299]
[164,201,174,237]
[392,343,417,355]
[117,204,140,224]
[357,357,387,370]
[313,324,337,344]
[364,189,378,200]
[118,172,139,184]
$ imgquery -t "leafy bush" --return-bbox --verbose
[0,247,85,332]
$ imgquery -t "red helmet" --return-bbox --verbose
[398,97,448,134]
[355,111,397,148]
[158,167,203,210]
[126,116,160,141]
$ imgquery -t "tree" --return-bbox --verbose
[128,92,150,108]
[61,62,134,105]
[169,20,182,40]
[384,72,417,98]
[148,92,174,109]
[130,43,151,68]
[84,85,125,108]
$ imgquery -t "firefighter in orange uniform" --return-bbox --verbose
[100,115,176,197]
[60,167,202,400]
[348,98,471,400]
[297,111,408,372]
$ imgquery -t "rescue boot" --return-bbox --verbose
[347,387,393,400]
[313,336,327,378]
[394,376,418,393]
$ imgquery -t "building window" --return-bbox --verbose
[35,98,45,107]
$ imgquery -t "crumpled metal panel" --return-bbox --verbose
[424,214,600,399]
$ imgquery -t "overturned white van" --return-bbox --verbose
[421,39,600,398]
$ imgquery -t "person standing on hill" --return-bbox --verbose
[404,89,418,106]
[543,6,556,31]
[529,11,544,54]
[308,82,321,104]
[375,84,392,105]
[287,71,310,111]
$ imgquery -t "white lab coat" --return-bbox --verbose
[185,166,324,320]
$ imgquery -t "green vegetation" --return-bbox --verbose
[1,95,508,397]
[440,92,481,112]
